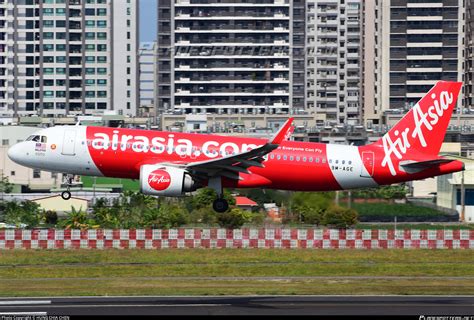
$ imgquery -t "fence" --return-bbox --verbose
[0,228,473,249]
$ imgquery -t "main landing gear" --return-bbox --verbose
[61,174,74,200]
[209,176,229,213]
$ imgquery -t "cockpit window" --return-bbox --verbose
[26,135,45,142]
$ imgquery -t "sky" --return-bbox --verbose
[139,0,158,43]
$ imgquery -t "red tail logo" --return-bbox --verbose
[377,81,462,176]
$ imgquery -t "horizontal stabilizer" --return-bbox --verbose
[399,159,454,173]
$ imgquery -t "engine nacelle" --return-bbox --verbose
[140,165,198,197]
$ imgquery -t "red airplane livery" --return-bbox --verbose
[8,81,464,212]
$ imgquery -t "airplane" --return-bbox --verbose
[7,81,464,212]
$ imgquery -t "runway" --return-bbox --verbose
[0,296,473,316]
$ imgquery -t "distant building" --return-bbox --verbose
[0,0,139,118]
[306,0,363,126]
[465,0,474,110]
[235,196,258,212]
[32,195,88,214]
[156,0,306,118]
[139,42,157,118]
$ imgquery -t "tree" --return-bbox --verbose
[4,200,42,228]
[43,210,58,225]
[143,202,188,228]
[58,206,97,230]
[217,208,253,229]
[321,206,359,229]
[0,176,14,194]
[288,192,334,225]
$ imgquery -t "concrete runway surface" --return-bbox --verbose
[0,296,473,316]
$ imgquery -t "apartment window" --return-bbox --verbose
[97,8,106,16]
[127,102,131,109]
[85,79,96,86]
[127,44,131,52]
[43,44,54,51]
[85,68,95,74]
[97,44,107,52]
[56,21,66,28]
[85,32,95,40]
[86,56,96,63]
[85,8,95,16]
[97,68,106,75]
[86,103,95,109]
[86,91,96,98]
[56,44,66,51]
[97,56,107,63]
[97,91,107,98]
[56,32,66,39]
[43,32,54,39]
[85,44,95,51]
[33,170,41,179]
[44,68,54,74]
[97,32,107,40]
[56,91,66,97]
[127,67,130,75]
[56,56,66,63]
[56,68,66,74]
[56,8,66,15]
[97,79,107,86]
[10,171,15,176]
[2,139,8,146]
[127,7,131,16]
[43,8,54,16]
[97,20,107,28]
[85,21,95,27]
[43,56,54,63]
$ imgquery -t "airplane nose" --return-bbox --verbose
[7,143,23,164]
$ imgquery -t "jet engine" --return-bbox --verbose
[140,165,198,197]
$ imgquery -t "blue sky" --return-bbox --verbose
[140,0,157,42]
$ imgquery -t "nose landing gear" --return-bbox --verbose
[60,174,74,200]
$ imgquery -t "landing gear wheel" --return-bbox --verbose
[213,198,229,213]
[61,191,71,200]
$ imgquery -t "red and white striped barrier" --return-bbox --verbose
[0,229,473,249]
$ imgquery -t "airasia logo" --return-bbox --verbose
[148,169,171,191]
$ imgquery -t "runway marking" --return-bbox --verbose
[0,300,51,305]
[0,304,231,308]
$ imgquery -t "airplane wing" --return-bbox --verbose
[184,118,294,181]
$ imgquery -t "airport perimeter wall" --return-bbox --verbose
[0,228,473,249]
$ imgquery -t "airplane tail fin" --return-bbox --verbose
[372,81,462,158]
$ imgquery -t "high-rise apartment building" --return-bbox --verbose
[0,0,139,118]
[306,0,363,126]
[465,0,474,110]
[381,0,464,115]
[139,42,156,115]
[157,0,306,117]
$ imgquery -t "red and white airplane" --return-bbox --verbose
[8,81,464,212]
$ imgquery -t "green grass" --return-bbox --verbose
[0,250,473,296]
[348,202,449,217]
[80,176,139,191]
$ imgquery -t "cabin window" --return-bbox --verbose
[309,157,313,162]
[316,157,320,163]
[277,155,281,160]
[348,161,352,165]
[290,156,294,161]
[322,159,327,163]
[41,136,47,143]
[296,156,300,162]
[303,157,307,162]
[283,155,287,160]
[342,160,345,165]
[270,154,275,159]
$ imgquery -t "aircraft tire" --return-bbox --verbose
[213,198,229,213]
[61,191,72,201]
